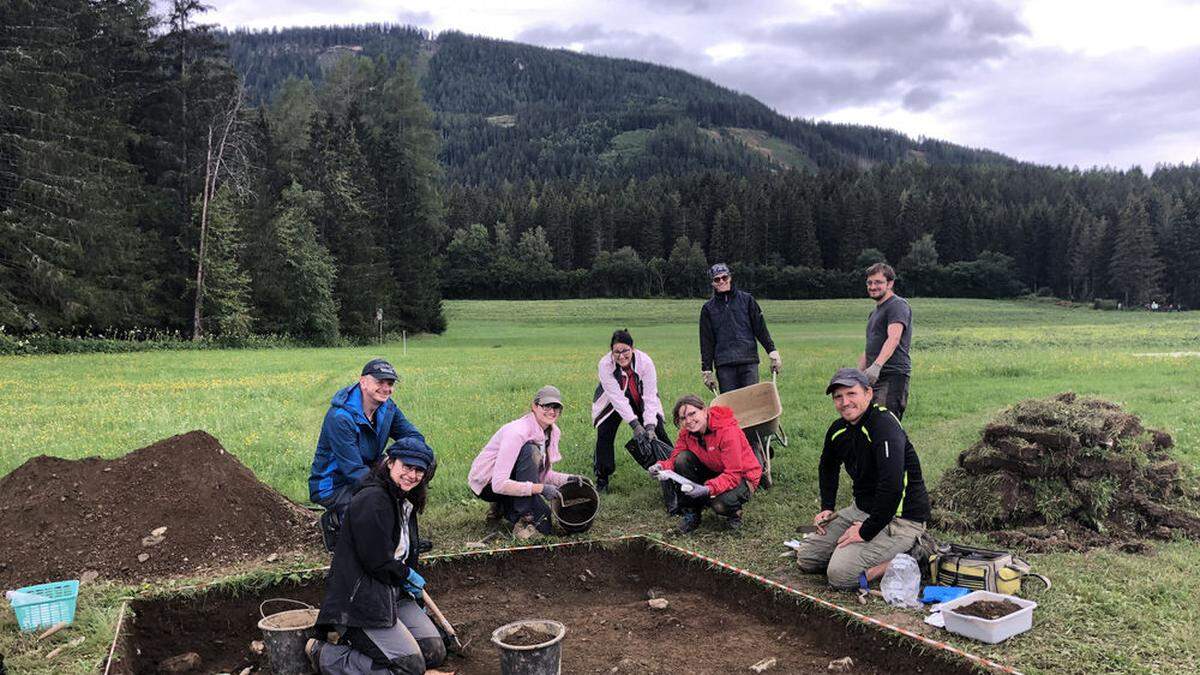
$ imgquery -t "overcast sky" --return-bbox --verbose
[199,0,1200,170]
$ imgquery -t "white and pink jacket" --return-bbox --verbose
[468,412,570,497]
[591,349,665,428]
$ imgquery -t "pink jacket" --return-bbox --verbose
[590,349,664,428]
[468,412,569,497]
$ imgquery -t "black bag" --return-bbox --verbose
[626,436,681,515]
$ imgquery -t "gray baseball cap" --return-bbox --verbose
[361,358,398,381]
[709,263,731,279]
[533,385,563,407]
[825,368,870,394]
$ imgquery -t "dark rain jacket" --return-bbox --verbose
[308,383,425,502]
[819,404,930,541]
[316,472,420,629]
[699,287,776,370]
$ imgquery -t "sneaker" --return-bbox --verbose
[306,638,323,674]
[677,511,702,534]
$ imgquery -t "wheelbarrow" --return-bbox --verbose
[709,373,788,488]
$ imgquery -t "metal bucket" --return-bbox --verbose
[491,619,566,675]
[257,599,319,675]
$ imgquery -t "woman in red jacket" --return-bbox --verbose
[651,394,761,533]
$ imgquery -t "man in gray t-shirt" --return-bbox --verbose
[859,263,912,419]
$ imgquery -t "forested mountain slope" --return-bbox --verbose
[222,26,1014,185]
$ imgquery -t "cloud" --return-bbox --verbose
[396,9,434,27]
[902,86,945,112]
[516,23,692,69]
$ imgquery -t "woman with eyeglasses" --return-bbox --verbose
[649,394,762,534]
[468,385,586,539]
[309,438,446,674]
[591,329,678,509]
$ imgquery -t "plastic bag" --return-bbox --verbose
[881,554,922,609]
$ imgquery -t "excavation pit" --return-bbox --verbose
[111,538,996,674]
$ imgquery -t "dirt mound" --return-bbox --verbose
[932,392,1200,552]
[0,431,318,587]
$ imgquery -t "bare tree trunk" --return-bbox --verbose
[191,87,244,340]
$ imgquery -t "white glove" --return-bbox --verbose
[648,464,663,479]
[768,351,782,374]
[701,370,716,390]
[863,362,882,384]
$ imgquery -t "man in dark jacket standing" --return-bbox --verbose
[699,263,781,393]
[309,358,428,550]
[793,368,930,589]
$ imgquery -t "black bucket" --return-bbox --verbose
[550,481,599,534]
[491,619,566,675]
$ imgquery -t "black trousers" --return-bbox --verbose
[317,484,355,552]
[673,450,752,518]
[873,373,910,421]
[594,413,671,480]
[476,441,552,534]
[716,362,759,393]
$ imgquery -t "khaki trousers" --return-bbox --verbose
[794,503,925,589]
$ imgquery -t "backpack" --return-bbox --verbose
[930,543,1051,595]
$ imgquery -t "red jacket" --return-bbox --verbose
[659,406,761,495]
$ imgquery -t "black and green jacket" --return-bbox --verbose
[819,404,930,541]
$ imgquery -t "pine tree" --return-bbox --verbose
[1109,195,1164,306]
[194,185,253,336]
[261,182,340,342]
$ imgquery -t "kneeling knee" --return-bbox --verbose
[826,565,863,590]
[418,637,446,668]
[386,652,427,675]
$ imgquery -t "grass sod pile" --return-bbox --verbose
[933,392,1200,551]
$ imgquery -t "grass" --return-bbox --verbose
[2,297,1200,673]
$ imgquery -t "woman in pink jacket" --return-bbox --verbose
[468,385,586,539]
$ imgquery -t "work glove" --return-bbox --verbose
[681,483,711,499]
[768,350,782,375]
[701,370,716,390]
[540,483,561,501]
[647,464,663,479]
[645,422,657,439]
[630,420,648,444]
[403,568,426,598]
[863,362,882,385]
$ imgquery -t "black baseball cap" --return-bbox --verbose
[361,358,398,382]
[825,367,869,394]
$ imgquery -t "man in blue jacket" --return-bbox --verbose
[699,263,781,393]
[309,358,427,550]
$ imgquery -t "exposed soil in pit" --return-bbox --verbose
[0,430,319,587]
[119,540,977,674]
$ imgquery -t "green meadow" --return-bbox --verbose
[2,298,1200,673]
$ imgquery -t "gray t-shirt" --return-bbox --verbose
[865,295,911,376]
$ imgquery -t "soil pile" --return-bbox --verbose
[0,431,318,587]
[932,392,1200,552]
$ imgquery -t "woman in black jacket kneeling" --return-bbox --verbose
[308,438,446,675]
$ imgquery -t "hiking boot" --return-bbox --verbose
[306,638,323,674]
[594,477,609,493]
[512,521,539,540]
[677,510,702,534]
[727,513,743,530]
[486,502,502,523]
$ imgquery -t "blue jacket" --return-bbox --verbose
[699,287,776,369]
[308,383,425,502]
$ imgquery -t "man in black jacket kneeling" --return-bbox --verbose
[794,368,930,589]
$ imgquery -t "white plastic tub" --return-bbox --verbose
[939,590,1037,644]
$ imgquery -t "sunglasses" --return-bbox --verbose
[712,275,730,282]
[538,402,563,411]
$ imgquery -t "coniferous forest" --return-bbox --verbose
[4,5,1200,346]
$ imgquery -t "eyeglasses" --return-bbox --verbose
[866,280,889,286]
[612,348,632,356]
[538,403,563,412]
[396,463,426,476]
[712,275,730,282]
